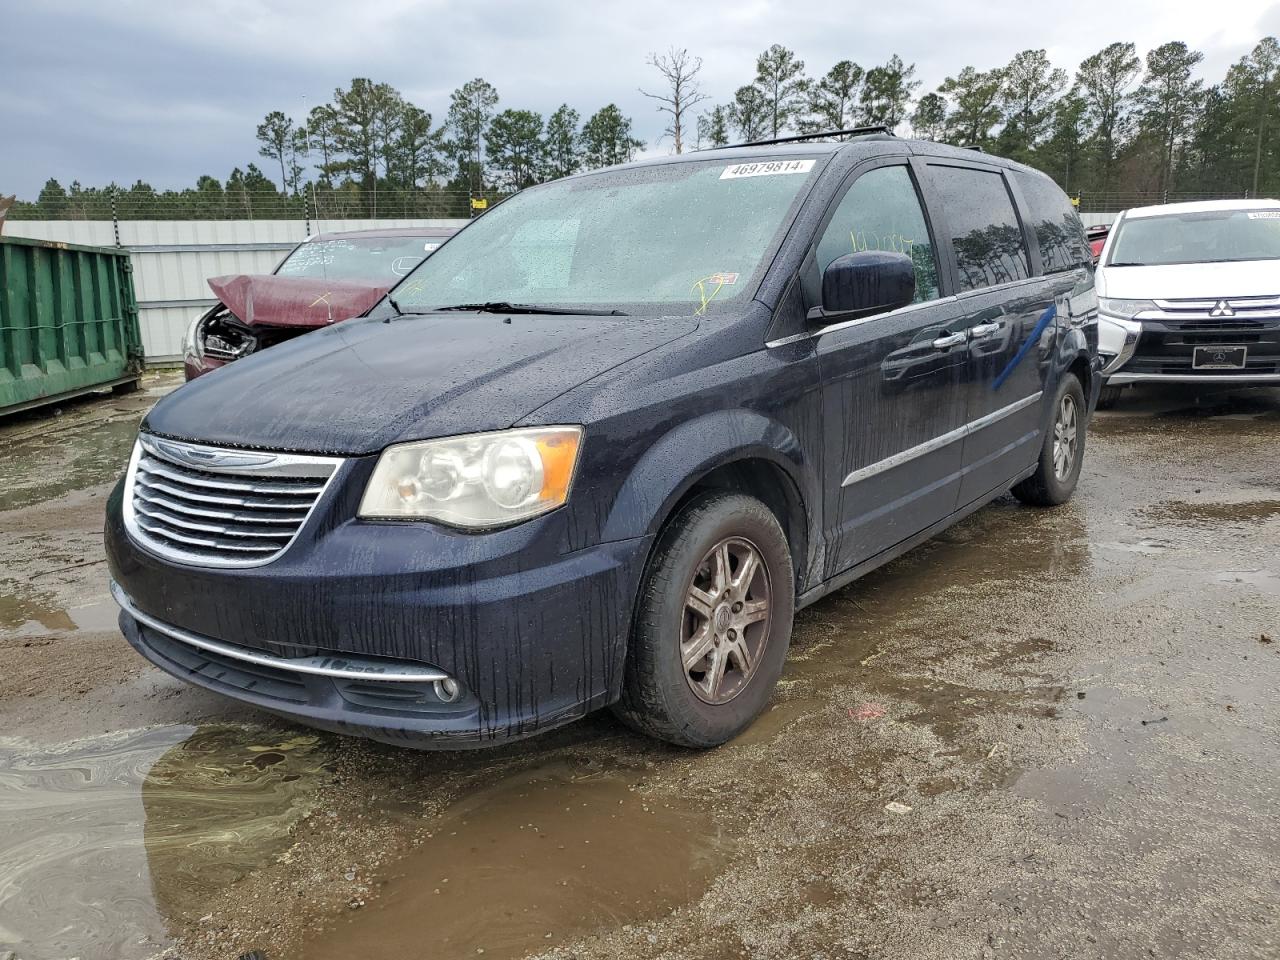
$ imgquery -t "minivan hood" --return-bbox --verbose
[144,312,698,455]
[207,274,390,329]
[1097,259,1280,300]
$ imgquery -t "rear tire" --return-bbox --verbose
[612,491,794,748]
[1013,372,1087,507]
[1096,383,1124,410]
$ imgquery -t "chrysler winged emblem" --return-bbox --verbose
[1208,300,1235,318]
[152,438,276,470]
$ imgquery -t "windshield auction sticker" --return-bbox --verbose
[1246,211,1280,219]
[720,159,816,180]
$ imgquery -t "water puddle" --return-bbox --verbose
[1212,567,1280,591]
[1142,499,1280,525]
[0,416,140,513]
[288,762,731,960]
[0,725,330,960]
[0,591,118,635]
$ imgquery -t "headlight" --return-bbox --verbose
[1098,298,1157,319]
[358,427,583,528]
[181,314,206,360]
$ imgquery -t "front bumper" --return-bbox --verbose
[1099,301,1280,384]
[1106,371,1280,385]
[106,478,650,749]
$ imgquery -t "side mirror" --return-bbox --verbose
[818,251,916,320]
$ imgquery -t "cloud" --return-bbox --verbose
[1,0,1274,198]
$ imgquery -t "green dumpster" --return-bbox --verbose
[0,235,143,417]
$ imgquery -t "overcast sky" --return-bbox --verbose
[3,0,1278,199]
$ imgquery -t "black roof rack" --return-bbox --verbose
[728,126,894,148]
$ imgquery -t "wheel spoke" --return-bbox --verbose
[730,547,759,597]
[712,542,732,596]
[704,645,728,699]
[728,637,753,673]
[738,598,769,626]
[686,585,716,621]
[681,624,715,671]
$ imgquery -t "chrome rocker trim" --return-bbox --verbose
[110,580,450,683]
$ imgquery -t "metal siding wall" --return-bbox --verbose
[5,219,468,360]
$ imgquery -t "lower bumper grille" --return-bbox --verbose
[112,582,473,719]
[1129,319,1280,376]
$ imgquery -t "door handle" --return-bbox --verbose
[931,332,967,350]
[969,321,1001,340]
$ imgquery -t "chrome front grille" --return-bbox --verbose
[124,435,342,568]
[1149,295,1280,326]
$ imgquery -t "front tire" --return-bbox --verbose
[612,492,794,748]
[1013,372,1087,507]
[1096,382,1124,410]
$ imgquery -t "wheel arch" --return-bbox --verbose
[601,409,818,594]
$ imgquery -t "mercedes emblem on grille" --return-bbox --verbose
[1208,300,1235,318]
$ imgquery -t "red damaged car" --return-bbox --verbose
[182,227,456,379]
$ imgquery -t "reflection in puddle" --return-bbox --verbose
[0,591,118,635]
[292,763,730,960]
[0,725,329,960]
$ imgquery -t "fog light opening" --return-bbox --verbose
[434,677,461,703]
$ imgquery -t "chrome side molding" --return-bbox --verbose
[842,391,1043,487]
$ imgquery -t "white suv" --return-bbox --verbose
[1094,198,1280,407]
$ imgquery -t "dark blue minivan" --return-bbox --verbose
[106,131,1099,749]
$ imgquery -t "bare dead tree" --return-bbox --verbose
[639,47,710,154]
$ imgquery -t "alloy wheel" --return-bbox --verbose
[1053,393,1079,481]
[681,536,773,705]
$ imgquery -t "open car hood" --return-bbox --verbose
[208,275,390,329]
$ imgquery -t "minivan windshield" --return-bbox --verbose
[277,236,442,282]
[1107,208,1280,266]
[390,157,823,315]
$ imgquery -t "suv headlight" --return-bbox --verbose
[358,427,583,528]
[1098,298,1156,319]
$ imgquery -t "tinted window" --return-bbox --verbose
[929,165,1029,291]
[1015,172,1090,273]
[815,165,940,303]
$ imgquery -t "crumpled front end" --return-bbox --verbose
[184,274,390,380]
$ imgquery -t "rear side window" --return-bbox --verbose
[814,165,941,303]
[928,165,1030,292]
[1015,172,1090,273]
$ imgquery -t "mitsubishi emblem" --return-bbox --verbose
[1209,300,1235,318]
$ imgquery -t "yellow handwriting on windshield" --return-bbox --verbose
[692,275,728,316]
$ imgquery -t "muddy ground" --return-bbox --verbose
[1,374,1277,960]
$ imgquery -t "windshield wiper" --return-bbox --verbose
[1106,262,1148,267]
[433,301,628,316]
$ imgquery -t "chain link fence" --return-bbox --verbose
[1069,190,1260,212]
[7,186,509,223]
